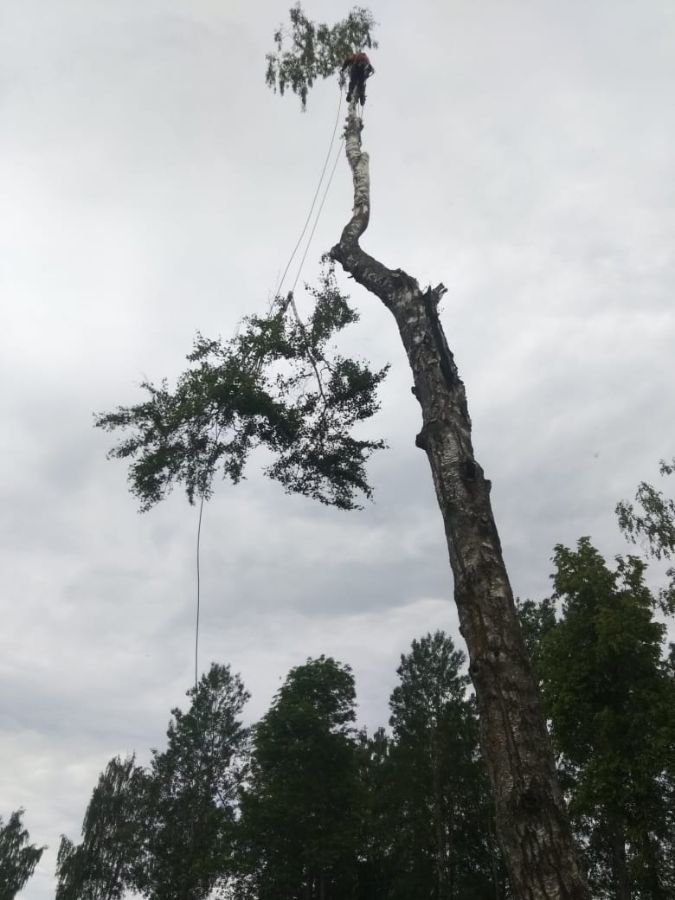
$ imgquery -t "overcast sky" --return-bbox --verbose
[2,1,674,896]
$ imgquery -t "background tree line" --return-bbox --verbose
[5,464,674,900]
[52,634,503,900]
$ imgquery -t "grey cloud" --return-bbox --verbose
[2,1,675,897]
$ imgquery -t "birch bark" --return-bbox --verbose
[330,103,590,900]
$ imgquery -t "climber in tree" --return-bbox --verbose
[342,51,374,105]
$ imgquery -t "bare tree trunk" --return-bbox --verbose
[330,102,590,900]
[488,814,504,900]
[610,822,631,900]
[640,830,666,900]
[431,728,448,898]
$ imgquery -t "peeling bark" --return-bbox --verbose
[330,103,590,900]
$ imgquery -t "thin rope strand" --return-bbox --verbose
[272,86,343,303]
[289,135,344,297]
[195,493,205,690]
[192,85,346,684]
[285,134,345,404]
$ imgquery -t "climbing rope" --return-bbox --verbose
[284,129,345,400]
[289,131,344,297]
[193,82,346,688]
[194,493,204,691]
[272,83,344,304]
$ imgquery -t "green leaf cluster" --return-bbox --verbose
[617,458,675,616]
[60,638,502,900]
[236,637,503,900]
[265,4,377,109]
[56,665,249,900]
[96,265,388,512]
[616,458,675,561]
[237,657,362,899]
[137,665,249,900]
[0,811,45,900]
[382,633,503,899]
[56,756,145,900]
[521,538,675,898]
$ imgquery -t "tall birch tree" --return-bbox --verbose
[265,7,589,899]
[96,5,590,897]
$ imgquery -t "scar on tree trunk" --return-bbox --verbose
[330,100,590,900]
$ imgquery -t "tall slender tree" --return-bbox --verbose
[532,539,675,898]
[354,726,396,899]
[237,657,362,899]
[137,664,249,900]
[266,8,589,898]
[386,632,503,899]
[56,756,145,900]
[58,666,249,900]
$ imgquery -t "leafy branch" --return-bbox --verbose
[616,458,675,616]
[96,264,388,512]
[616,458,675,560]
[265,3,377,109]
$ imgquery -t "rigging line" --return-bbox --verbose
[195,491,205,691]
[289,134,344,297]
[192,87,346,688]
[272,85,344,304]
[285,134,345,404]
[193,426,221,691]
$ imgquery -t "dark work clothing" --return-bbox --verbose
[342,52,374,105]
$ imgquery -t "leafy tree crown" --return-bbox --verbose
[265,4,378,109]
[97,265,388,512]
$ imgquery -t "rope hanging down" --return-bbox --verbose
[194,494,204,690]
[193,84,346,689]
[273,84,344,303]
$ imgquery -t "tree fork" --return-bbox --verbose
[330,102,590,900]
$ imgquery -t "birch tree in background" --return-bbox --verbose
[0,810,44,900]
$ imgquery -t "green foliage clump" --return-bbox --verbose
[137,665,249,900]
[385,632,502,899]
[57,638,505,899]
[616,458,675,561]
[56,665,249,900]
[96,265,388,512]
[0,811,44,900]
[56,757,144,900]
[616,459,675,616]
[265,4,377,109]
[524,538,675,899]
[237,657,362,898]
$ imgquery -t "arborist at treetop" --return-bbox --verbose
[342,50,374,105]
